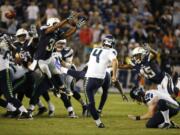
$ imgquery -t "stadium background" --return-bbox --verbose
[0,0,180,91]
[0,0,180,134]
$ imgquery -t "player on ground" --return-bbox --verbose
[128,87,179,128]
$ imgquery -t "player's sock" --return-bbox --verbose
[161,110,170,123]
[73,91,86,106]
[37,100,45,108]
[48,101,55,111]
[6,103,16,111]
[79,98,86,106]
[67,106,73,112]
[95,118,102,126]
[28,104,35,111]
[19,105,28,113]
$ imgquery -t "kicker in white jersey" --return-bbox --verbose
[85,47,117,79]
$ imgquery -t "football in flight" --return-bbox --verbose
[5,10,16,19]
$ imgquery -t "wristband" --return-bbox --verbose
[136,116,141,120]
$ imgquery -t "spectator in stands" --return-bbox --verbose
[26,1,39,24]
[163,28,176,49]
[0,0,14,28]
[45,3,58,19]
[79,24,93,62]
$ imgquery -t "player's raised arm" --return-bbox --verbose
[45,11,78,34]
[119,64,133,69]
[143,43,158,60]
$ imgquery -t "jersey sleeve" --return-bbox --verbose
[129,59,135,67]
[144,91,156,105]
[108,49,117,62]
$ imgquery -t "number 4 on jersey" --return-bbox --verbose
[92,49,102,63]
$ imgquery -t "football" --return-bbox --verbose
[5,10,16,19]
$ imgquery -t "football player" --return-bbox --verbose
[27,12,86,118]
[0,34,32,119]
[128,87,179,128]
[119,45,177,98]
[29,12,86,96]
[82,34,118,128]
[11,28,55,116]
[54,39,88,115]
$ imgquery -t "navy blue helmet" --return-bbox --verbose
[130,87,145,102]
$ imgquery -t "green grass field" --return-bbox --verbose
[0,93,179,135]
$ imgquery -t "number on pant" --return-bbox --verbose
[92,49,102,63]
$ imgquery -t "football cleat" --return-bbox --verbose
[68,111,78,118]
[97,123,105,128]
[36,107,47,116]
[48,110,55,117]
[3,110,21,118]
[18,112,33,120]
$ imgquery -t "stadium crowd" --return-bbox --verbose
[0,0,179,129]
[0,0,180,66]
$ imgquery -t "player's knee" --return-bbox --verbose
[146,121,157,128]
[157,99,168,111]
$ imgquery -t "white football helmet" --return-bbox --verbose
[15,28,28,37]
[131,47,147,64]
[46,17,60,27]
[102,34,115,48]
[55,39,67,52]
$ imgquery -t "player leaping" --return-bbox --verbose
[119,44,179,98]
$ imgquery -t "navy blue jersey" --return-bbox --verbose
[131,53,165,84]
[34,27,66,60]
[60,47,73,62]
[13,40,36,68]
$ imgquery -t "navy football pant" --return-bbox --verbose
[68,69,110,111]
[0,69,21,108]
[0,98,8,108]
[98,73,110,111]
[85,77,104,120]
[146,99,179,128]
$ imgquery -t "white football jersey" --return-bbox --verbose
[145,90,179,107]
[85,47,117,79]
[176,77,180,90]
[0,54,9,71]
[0,39,10,71]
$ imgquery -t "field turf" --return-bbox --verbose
[0,93,179,135]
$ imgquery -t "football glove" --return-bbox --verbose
[76,17,87,29]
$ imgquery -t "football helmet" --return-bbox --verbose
[131,47,147,64]
[55,39,67,51]
[130,87,145,102]
[102,34,115,48]
[15,28,28,37]
[46,17,60,27]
